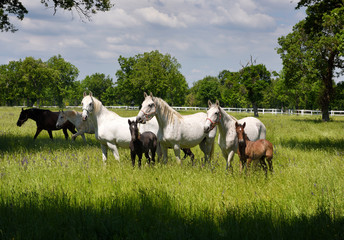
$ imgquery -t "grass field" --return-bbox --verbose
[0,107,343,239]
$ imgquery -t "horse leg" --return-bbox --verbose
[101,143,108,163]
[266,156,273,173]
[48,130,54,140]
[138,152,143,168]
[151,148,156,164]
[173,144,181,165]
[145,151,151,165]
[107,142,120,162]
[33,128,43,139]
[260,157,268,176]
[62,128,69,140]
[161,145,168,164]
[130,151,136,167]
[226,150,235,171]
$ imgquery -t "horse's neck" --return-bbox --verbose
[218,108,235,136]
[28,110,41,122]
[66,111,78,122]
[91,104,117,127]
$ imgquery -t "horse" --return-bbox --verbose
[204,100,266,170]
[81,92,163,163]
[56,110,95,142]
[136,92,217,164]
[16,108,76,140]
[235,122,273,175]
[128,119,157,167]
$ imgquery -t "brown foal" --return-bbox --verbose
[235,122,273,175]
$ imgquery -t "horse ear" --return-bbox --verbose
[89,91,93,97]
[150,92,153,97]
[144,92,147,98]
[128,119,131,125]
[215,99,220,106]
[235,122,238,128]
[208,100,212,108]
[83,91,87,97]
[243,122,246,128]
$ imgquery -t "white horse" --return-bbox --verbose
[136,92,217,164]
[81,92,159,163]
[56,110,95,142]
[204,100,266,170]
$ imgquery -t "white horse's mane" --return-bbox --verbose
[154,97,182,124]
[215,105,237,122]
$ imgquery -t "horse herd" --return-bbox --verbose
[16,92,274,174]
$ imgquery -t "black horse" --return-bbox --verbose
[16,108,76,140]
[128,119,157,167]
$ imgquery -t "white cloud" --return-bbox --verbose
[134,7,187,28]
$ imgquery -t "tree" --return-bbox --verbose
[46,55,79,107]
[81,73,114,102]
[278,0,344,121]
[1,0,113,32]
[239,63,272,117]
[0,60,23,105]
[218,70,248,108]
[188,76,221,107]
[115,50,188,106]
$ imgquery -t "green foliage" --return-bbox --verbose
[0,107,343,239]
[189,76,221,107]
[81,73,114,103]
[278,0,344,121]
[115,50,188,106]
[238,63,272,116]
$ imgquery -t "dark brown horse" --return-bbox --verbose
[235,122,273,175]
[17,108,76,140]
[128,119,157,167]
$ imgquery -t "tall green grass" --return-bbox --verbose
[0,107,343,239]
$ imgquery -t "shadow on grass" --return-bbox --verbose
[0,190,343,240]
[281,137,344,152]
[0,133,100,153]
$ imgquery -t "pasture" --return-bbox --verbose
[0,107,343,239]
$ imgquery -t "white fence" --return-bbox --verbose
[59,105,344,116]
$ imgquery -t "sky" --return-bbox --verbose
[0,0,307,87]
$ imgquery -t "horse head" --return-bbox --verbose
[81,92,94,121]
[136,92,156,124]
[16,108,29,127]
[56,110,66,129]
[128,119,139,140]
[235,122,246,144]
[204,100,221,133]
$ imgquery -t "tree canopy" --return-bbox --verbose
[0,0,113,32]
[277,0,344,121]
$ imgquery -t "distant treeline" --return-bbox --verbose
[1,52,344,112]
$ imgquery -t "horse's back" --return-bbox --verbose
[141,131,157,149]
[238,117,266,141]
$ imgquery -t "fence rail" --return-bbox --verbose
[17,105,344,116]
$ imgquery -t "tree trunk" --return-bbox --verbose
[253,102,259,117]
[320,53,335,122]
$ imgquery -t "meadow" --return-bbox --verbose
[0,107,343,239]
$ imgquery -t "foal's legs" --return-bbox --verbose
[130,151,136,167]
[144,152,151,164]
[259,157,268,176]
[266,156,273,172]
[137,152,143,168]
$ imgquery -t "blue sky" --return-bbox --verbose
[0,0,306,87]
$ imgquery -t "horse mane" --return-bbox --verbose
[154,97,182,123]
[219,106,237,122]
